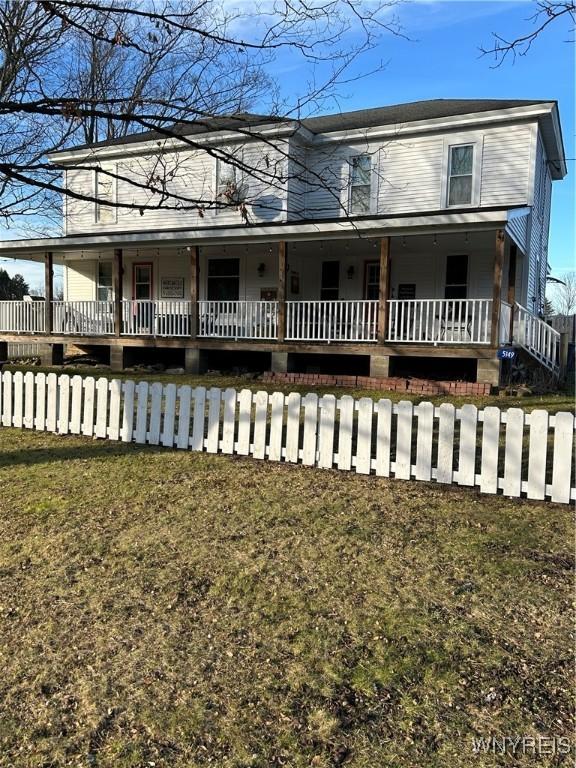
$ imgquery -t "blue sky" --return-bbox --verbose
[1,0,574,291]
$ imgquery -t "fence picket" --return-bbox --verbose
[355,398,373,475]
[285,392,301,463]
[108,379,122,441]
[12,371,23,429]
[206,388,222,453]
[374,399,392,477]
[268,392,285,462]
[121,380,136,443]
[457,404,478,486]
[551,412,574,504]
[46,373,58,432]
[222,388,237,454]
[526,409,548,500]
[57,375,70,435]
[2,371,12,427]
[302,393,319,466]
[148,383,163,445]
[253,391,269,459]
[236,389,253,456]
[69,375,83,434]
[175,385,192,449]
[82,377,95,436]
[134,381,149,444]
[503,408,524,497]
[190,387,206,451]
[23,372,34,430]
[34,373,46,431]
[318,394,336,469]
[161,384,177,447]
[415,402,434,481]
[337,396,354,471]
[94,378,109,439]
[395,401,413,480]
[436,403,455,484]
[480,407,501,494]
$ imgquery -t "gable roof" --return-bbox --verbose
[55,98,552,152]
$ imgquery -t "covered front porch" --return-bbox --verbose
[0,228,514,346]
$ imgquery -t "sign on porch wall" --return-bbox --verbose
[0,370,574,505]
[160,277,184,298]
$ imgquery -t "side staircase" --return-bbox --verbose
[511,302,561,376]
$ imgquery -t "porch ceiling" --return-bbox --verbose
[0,207,526,262]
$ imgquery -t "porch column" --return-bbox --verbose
[113,248,123,338]
[44,251,53,335]
[377,236,391,344]
[507,243,517,343]
[277,241,287,342]
[189,245,199,339]
[490,230,505,347]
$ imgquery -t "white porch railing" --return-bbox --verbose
[0,300,45,333]
[513,302,560,374]
[53,301,114,335]
[386,299,493,344]
[286,300,378,342]
[121,300,193,337]
[198,301,278,339]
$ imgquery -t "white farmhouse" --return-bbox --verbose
[0,99,567,385]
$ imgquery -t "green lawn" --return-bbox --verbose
[5,363,575,413]
[0,428,572,767]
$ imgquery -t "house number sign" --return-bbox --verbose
[160,277,184,298]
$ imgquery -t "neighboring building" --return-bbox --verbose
[0,99,567,383]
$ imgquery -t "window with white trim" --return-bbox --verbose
[95,167,116,223]
[349,154,372,214]
[447,144,474,206]
[215,149,243,212]
[97,261,113,301]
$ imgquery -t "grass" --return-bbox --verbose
[0,428,573,767]
[4,363,575,413]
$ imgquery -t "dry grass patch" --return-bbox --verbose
[0,429,573,767]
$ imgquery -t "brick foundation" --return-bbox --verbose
[261,371,493,396]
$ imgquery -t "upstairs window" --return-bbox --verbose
[216,149,243,212]
[447,145,474,206]
[95,167,116,223]
[349,154,372,214]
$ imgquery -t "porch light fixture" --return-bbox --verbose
[433,235,438,246]
[347,266,355,279]
[464,232,469,243]
[402,236,406,248]
[257,262,266,278]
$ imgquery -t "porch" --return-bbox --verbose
[0,219,555,382]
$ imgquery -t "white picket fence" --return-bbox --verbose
[0,371,574,504]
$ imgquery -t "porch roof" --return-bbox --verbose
[0,206,529,262]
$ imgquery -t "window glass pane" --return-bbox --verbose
[135,265,151,283]
[351,185,371,214]
[446,255,468,285]
[207,277,239,301]
[351,155,371,185]
[135,283,151,300]
[448,175,472,205]
[321,261,339,287]
[450,145,473,176]
[208,258,240,277]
